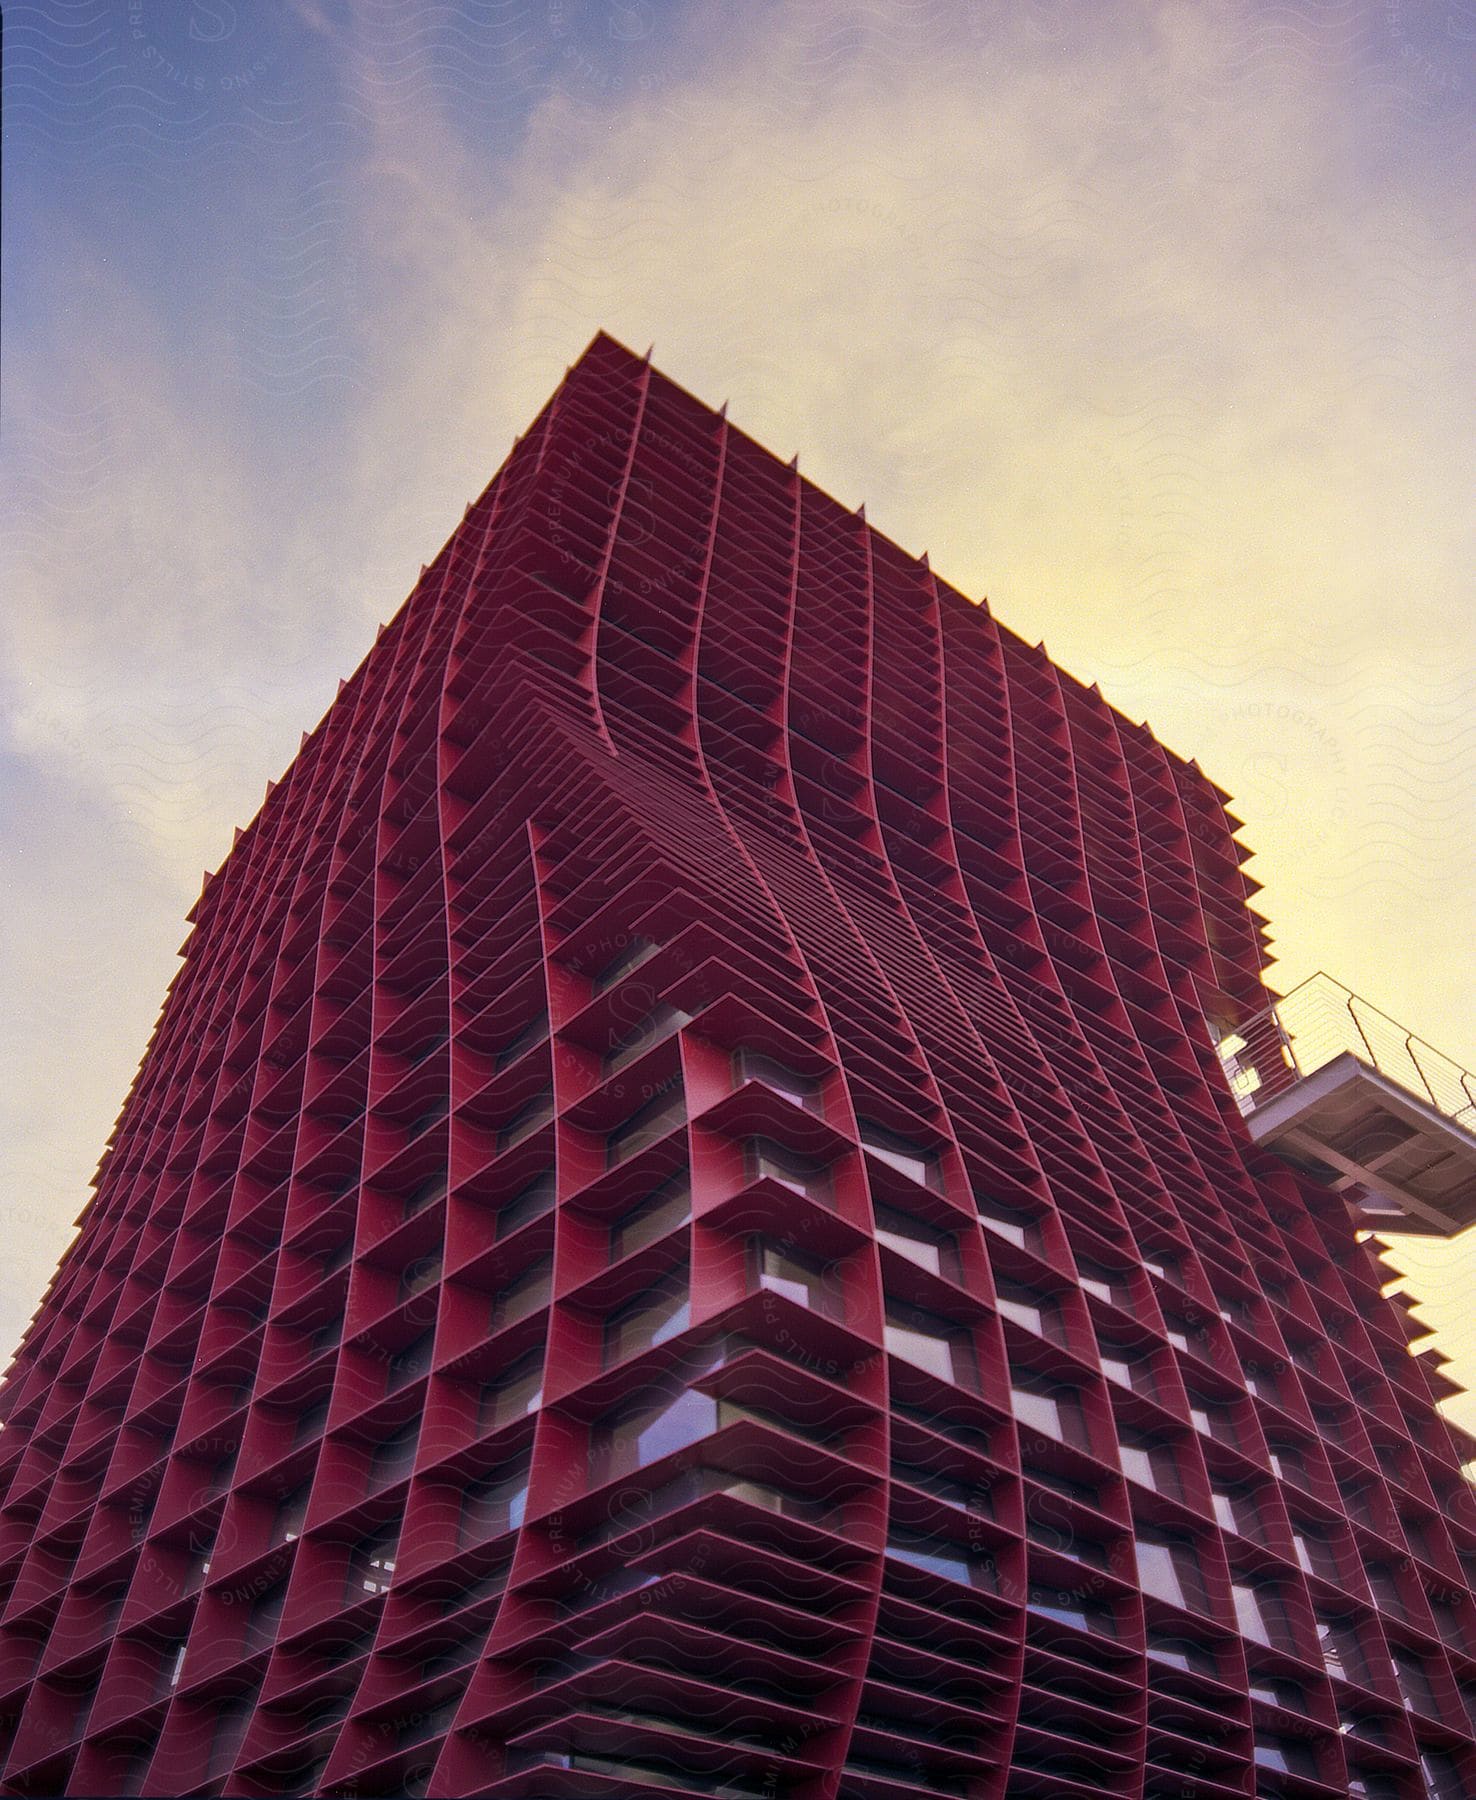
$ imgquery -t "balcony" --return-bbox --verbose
[1216,974,1476,1236]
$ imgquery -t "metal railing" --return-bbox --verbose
[1216,972,1476,1134]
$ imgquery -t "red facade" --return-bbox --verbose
[2,334,1475,1799]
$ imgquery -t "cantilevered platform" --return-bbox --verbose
[1218,974,1476,1237]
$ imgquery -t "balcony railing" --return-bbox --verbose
[1218,974,1476,1133]
[1215,975,1476,1236]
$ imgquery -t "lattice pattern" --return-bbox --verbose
[2,334,1475,1799]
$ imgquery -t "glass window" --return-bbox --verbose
[1026,1585,1116,1636]
[369,1421,419,1488]
[1253,1736,1316,1776]
[401,1253,443,1301]
[1316,1612,1371,1685]
[736,1050,822,1113]
[755,1241,843,1317]
[858,1125,936,1188]
[1146,1631,1217,1675]
[1076,1257,1132,1307]
[349,1530,398,1597]
[605,1282,690,1364]
[1291,1523,1341,1583]
[594,1388,716,1481]
[1119,1434,1178,1496]
[1212,1484,1265,1544]
[994,1279,1063,1342]
[497,1172,556,1238]
[977,1197,1040,1251]
[477,1352,543,1432]
[874,1206,953,1279]
[501,1090,553,1149]
[885,1304,974,1389]
[611,1179,690,1258]
[1136,1533,1208,1611]
[606,1005,691,1073]
[1188,1394,1237,1446]
[1421,1750,1466,1799]
[749,1139,832,1205]
[607,1087,685,1165]
[1010,1374,1085,1449]
[460,1463,529,1547]
[273,1482,311,1545]
[1391,1645,1438,1715]
[885,1528,997,1592]
[490,1258,552,1331]
[245,1578,288,1650]
[388,1330,434,1391]
[592,939,659,992]
[1232,1582,1283,1647]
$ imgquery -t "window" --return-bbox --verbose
[1076,1257,1132,1308]
[1316,1612,1371,1685]
[1249,1676,1305,1710]
[604,1282,690,1364]
[495,1009,548,1068]
[736,1050,821,1113]
[1098,1339,1152,1392]
[273,1482,311,1545]
[245,1577,288,1649]
[490,1257,552,1331]
[400,1253,442,1301]
[497,1171,556,1237]
[748,1138,832,1205]
[606,1004,691,1073]
[501,1090,553,1149]
[1142,1251,1181,1283]
[1421,1750,1467,1799]
[1010,1373,1085,1449]
[460,1463,529,1547]
[1240,1358,1279,1401]
[1146,1631,1217,1675]
[885,1528,997,1592]
[592,939,659,992]
[477,1352,543,1431]
[1119,1434,1179,1496]
[978,1197,1040,1251]
[1363,1562,1408,1619]
[885,1303,975,1389]
[1267,1440,1309,1488]
[592,1388,716,1482]
[1187,1394,1237,1446]
[1253,1735,1316,1776]
[403,1172,447,1220]
[858,1124,937,1189]
[369,1421,419,1488]
[1390,1645,1438,1715]
[994,1279,1063,1343]
[611,1179,690,1258]
[1291,1522,1342,1583]
[349,1530,398,1598]
[1026,1586,1116,1636]
[1136,1532,1209,1612]
[1232,1582,1290,1648]
[607,1086,685,1165]
[389,1330,433,1390]
[892,1459,993,1516]
[755,1241,843,1318]
[874,1206,954,1279]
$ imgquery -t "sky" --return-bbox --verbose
[3,0,1474,1409]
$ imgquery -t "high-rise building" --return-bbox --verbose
[3,333,1476,1800]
